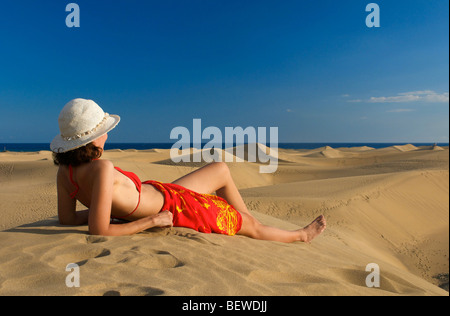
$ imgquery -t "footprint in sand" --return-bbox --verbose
[85,235,109,244]
[112,247,184,269]
[103,286,165,296]
[41,243,112,268]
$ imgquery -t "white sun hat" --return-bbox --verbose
[50,98,120,153]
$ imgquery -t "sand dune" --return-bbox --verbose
[0,145,448,296]
[392,144,419,152]
[303,146,344,159]
[337,146,375,152]
[153,143,282,167]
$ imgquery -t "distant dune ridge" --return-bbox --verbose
[392,144,419,152]
[0,144,448,296]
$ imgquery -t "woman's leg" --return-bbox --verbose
[238,212,327,243]
[173,162,326,243]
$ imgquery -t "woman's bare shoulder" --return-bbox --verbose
[57,160,114,183]
[90,159,114,169]
[84,160,115,181]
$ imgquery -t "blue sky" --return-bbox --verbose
[0,0,448,143]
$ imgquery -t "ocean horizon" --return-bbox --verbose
[1,142,449,152]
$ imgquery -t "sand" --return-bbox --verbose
[0,145,448,296]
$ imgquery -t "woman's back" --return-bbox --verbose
[58,160,142,218]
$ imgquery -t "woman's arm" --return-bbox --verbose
[57,168,89,226]
[87,160,173,236]
[96,211,173,236]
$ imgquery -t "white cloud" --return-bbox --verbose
[369,95,420,103]
[398,90,435,95]
[423,92,450,103]
[347,90,449,104]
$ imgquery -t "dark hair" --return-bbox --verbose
[53,143,103,166]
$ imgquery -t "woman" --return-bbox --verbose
[51,98,326,242]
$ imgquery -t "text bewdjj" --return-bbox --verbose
[182,300,267,313]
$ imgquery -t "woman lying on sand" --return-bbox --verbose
[51,99,326,242]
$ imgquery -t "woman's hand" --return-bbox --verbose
[152,210,173,228]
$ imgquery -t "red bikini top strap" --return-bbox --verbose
[110,167,142,219]
[68,165,79,199]
[114,167,142,193]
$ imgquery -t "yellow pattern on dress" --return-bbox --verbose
[171,189,188,213]
[209,195,240,236]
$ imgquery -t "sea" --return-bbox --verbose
[1,143,448,152]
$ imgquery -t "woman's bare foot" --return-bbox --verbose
[297,215,327,243]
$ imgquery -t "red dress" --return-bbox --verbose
[144,180,243,236]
